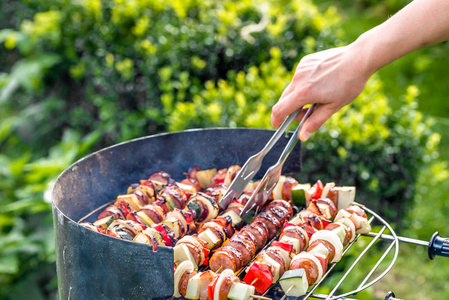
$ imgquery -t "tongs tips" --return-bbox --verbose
[219,104,317,218]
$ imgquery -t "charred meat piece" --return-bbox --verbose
[227,234,256,266]
[198,270,218,300]
[209,246,243,273]
[204,183,227,203]
[289,254,321,286]
[240,224,268,251]
[158,184,187,211]
[147,171,173,189]
[98,205,125,220]
[253,212,281,240]
[187,192,219,223]
[312,198,337,220]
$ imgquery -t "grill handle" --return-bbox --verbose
[385,291,403,300]
[428,231,449,260]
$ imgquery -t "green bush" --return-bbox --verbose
[0,0,441,299]
[1,0,343,146]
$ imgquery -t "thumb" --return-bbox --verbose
[299,104,336,141]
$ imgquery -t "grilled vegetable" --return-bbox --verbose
[243,262,273,294]
[308,230,343,263]
[336,186,355,211]
[187,192,219,223]
[174,261,195,298]
[184,273,201,299]
[196,168,217,189]
[279,269,309,297]
[93,216,115,230]
[291,183,311,207]
[289,252,323,285]
[198,227,222,250]
[227,282,255,300]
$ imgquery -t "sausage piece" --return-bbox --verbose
[218,271,239,300]
[227,234,256,266]
[199,270,218,300]
[209,246,242,273]
[253,212,280,240]
[265,200,293,218]
[290,257,319,286]
[280,226,308,252]
[308,240,336,262]
[240,225,267,251]
[179,270,197,298]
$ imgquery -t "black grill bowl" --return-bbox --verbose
[52,128,302,300]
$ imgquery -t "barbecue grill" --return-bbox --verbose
[51,128,449,300]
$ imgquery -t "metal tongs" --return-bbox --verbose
[218,104,317,222]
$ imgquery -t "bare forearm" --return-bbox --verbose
[356,0,449,74]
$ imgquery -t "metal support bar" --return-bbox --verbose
[363,232,429,247]
[304,205,399,300]
[325,226,388,299]
[357,240,395,289]
[308,293,358,300]
[303,216,375,300]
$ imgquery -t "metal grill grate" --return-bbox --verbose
[264,203,400,300]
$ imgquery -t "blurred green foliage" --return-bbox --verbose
[0,0,446,299]
[315,0,449,298]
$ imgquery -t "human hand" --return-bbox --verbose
[271,45,373,141]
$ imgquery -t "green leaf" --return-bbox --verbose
[0,54,60,102]
[78,130,102,155]
[0,117,14,144]
[0,254,19,275]
[0,198,45,214]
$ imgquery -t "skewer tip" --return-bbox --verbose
[280,284,295,300]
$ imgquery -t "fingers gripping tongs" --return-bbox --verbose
[218,104,317,222]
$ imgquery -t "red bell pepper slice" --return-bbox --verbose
[125,212,142,225]
[243,263,273,294]
[282,222,296,231]
[211,168,227,186]
[311,180,324,200]
[183,209,195,224]
[208,275,219,300]
[320,218,331,228]
[271,241,293,253]
[202,248,210,265]
[152,224,175,247]
[300,223,316,239]
[115,201,131,216]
